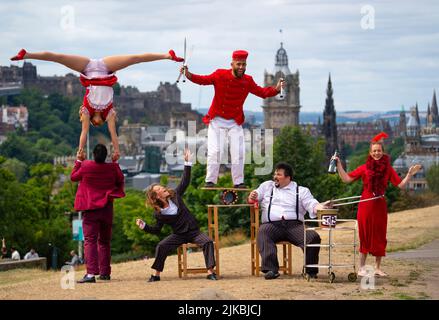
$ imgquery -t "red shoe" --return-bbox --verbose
[11,49,27,61]
[169,49,184,62]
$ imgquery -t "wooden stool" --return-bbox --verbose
[250,205,293,276]
[177,242,217,278]
[276,241,293,275]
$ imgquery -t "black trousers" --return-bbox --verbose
[257,220,321,275]
[151,229,216,272]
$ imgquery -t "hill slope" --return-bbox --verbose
[0,205,438,300]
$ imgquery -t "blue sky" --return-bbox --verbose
[1,0,438,113]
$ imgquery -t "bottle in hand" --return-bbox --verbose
[328,150,338,174]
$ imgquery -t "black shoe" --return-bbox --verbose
[204,182,216,188]
[98,275,111,280]
[307,273,318,279]
[148,275,160,282]
[233,183,247,189]
[77,274,96,283]
[206,273,217,280]
[264,270,280,280]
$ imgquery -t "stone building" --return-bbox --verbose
[0,62,202,127]
[262,43,301,133]
[394,95,439,191]
[1,105,28,131]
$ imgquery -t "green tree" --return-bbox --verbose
[113,189,162,255]
[0,158,74,263]
[426,164,439,194]
[1,158,28,182]
[0,133,36,164]
[272,126,326,190]
[26,163,64,219]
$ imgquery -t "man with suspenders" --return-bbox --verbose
[248,162,332,280]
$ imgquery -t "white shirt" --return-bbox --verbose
[256,181,319,223]
[24,252,39,260]
[211,116,239,128]
[11,250,20,260]
[160,199,178,216]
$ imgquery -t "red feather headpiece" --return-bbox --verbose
[371,132,389,143]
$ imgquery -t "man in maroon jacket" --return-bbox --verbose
[182,50,285,188]
[71,144,125,283]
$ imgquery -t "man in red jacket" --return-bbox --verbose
[182,50,285,188]
[71,144,125,283]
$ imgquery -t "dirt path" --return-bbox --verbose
[0,205,438,300]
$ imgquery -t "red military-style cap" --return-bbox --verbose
[232,50,248,61]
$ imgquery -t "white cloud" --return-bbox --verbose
[1,0,438,113]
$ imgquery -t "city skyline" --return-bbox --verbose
[1,0,438,112]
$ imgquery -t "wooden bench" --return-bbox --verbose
[0,257,47,272]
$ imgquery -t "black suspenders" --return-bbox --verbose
[295,184,299,221]
[267,187,274,223]
[267,183,300,222]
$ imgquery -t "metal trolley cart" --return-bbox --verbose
[302,195,382,283]
[303,211,358,283]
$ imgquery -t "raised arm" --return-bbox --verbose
[78,109,90,154]
[107,113,120,162]
[181,66,216,85]
[248,76,280,98]
[175,149,192,196]
[334,156,355,183]
[398,164,422,189]
[70,149,85,182]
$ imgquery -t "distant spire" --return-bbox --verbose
[399,105,407,137]
[274,40,291,75]
[427,103,431,126]
[415,102,420,126]
[327,73,333,97]
[275,42,288,67]
[323,73,337,158]
[431,90,438,126]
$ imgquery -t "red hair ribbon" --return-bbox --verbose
[371,132,389,142]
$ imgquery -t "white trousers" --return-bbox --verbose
[206,117,245,185]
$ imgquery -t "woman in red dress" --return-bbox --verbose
[333,132,421,277]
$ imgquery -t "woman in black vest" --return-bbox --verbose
[136,149,217,282]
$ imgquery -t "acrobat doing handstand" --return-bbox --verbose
[11,48,184,161]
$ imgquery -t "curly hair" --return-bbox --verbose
[145,183,176,212]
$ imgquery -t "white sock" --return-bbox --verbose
[87,274,95,278]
